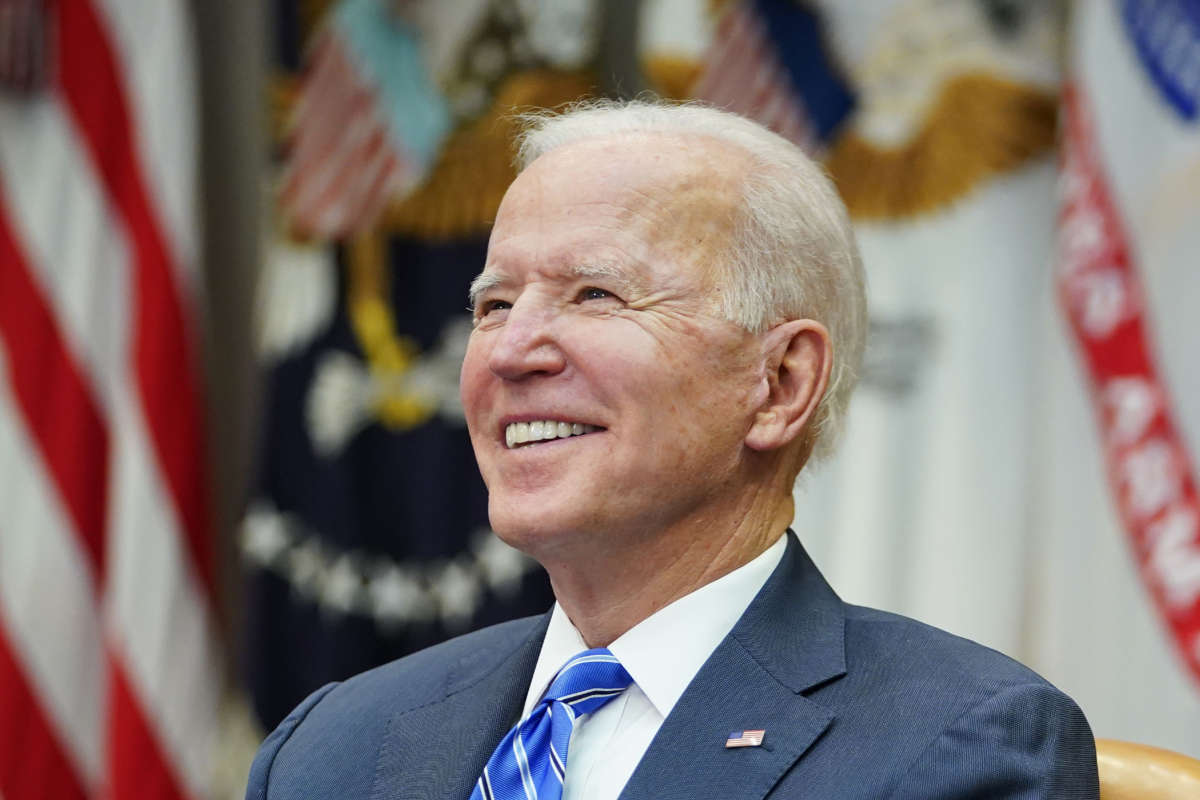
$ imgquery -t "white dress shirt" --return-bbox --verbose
[521,534,787,800]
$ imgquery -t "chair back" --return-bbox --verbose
[1096,738,1200,799]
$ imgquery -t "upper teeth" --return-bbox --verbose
[506,420,597,448]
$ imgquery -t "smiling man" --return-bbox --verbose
[246,101,1099,800]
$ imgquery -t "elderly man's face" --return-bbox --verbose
[460,134,767,558]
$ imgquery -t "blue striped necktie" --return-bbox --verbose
[471,648,633,800]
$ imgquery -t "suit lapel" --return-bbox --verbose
[620,533,848,800]
[371,613,549,800]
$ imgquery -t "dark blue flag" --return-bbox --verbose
[244,0,602,731]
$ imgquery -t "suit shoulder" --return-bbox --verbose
[338,613,546,705]
[841,603,1048,690]
[807,604,1097,796]
[245,614,544,799]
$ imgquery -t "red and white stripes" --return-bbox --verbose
[279,27,414,239]
[692,1,816,152]
[0,1,220,798]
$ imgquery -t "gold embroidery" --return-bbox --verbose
[825,73,1057,220]
[640,54,704,101]
[379,69,598,240]
[347,233,434,429]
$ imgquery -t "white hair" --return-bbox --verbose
[513,99,867,462]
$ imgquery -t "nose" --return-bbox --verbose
[484,299,567,381]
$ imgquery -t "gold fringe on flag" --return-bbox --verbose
[824,72,1058,221]
[641,54,705,101]
[378,68,598,241]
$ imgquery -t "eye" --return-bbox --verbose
[577,286,616,302]
[474,298,512,319]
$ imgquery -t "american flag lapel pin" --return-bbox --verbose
[725,729,765,748]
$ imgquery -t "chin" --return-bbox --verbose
[486,498,600,563]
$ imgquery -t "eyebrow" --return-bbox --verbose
[467,272,503,309]
[467,263,641,308]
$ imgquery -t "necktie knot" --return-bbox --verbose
[471,648,632,800]
[542,649,633,716]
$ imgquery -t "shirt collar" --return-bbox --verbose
[523,533,787,719]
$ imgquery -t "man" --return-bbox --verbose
[246,101,1099,799]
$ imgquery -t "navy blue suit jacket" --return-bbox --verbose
[246,533,1099,798]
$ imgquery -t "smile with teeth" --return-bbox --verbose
[505,420,601,449]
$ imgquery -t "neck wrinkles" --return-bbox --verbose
[543,485,793,648]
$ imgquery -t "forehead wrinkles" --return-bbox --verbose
[479,135,750,301]
[617,167,745,300]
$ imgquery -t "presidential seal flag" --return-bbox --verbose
[242,0,603,732]
[0,0,222,799]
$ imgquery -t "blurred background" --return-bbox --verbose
[1,0,1198,797]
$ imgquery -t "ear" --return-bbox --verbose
[745,319,832,452]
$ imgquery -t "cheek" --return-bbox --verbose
[664,343,761,434]
[631,351,740,436]
[459,345,491,421]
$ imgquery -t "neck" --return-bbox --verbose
[543,490,794,648]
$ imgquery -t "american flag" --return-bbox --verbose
[0,1,221,798]
[277,0,449,240]
[278,25,416,239]
[692,1,815,150]
[691,0,854,153]
[725,729,766,748]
